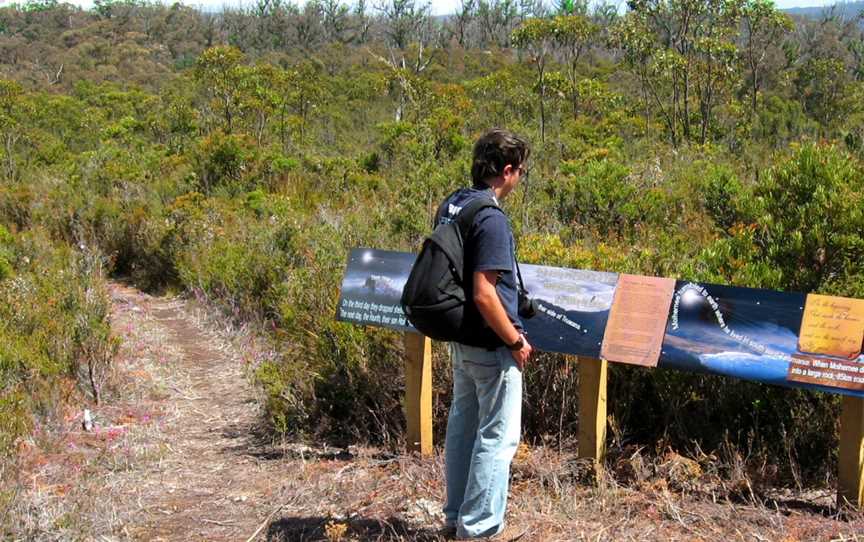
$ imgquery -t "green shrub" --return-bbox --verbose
[0,224,12,281]
[0,228,117,454]
[699,164,751,232]
[554,152,701,243]
[753,144,864,295]
[553,159,641,234]
[3,38,862,489]
[192,131,262,195]
[0,391,30,453]
[0,256,10,282]
[752,95,815,147]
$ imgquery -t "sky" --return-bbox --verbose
[3,0,846,16]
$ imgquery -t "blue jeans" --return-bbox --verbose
[444,342,522,539]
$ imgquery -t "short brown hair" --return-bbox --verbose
[471,128,531,185]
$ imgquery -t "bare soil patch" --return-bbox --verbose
[2,282,863,541]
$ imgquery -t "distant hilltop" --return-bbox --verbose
[782,1,864,19]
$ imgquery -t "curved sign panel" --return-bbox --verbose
[337,248,864,398]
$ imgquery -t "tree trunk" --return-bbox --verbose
[280,106,287,151]
[538,61,546,144]
[224,95,233,134]
[682,63,691,141]
[751,65,759,117]
[4,133,19,181]
[570,57,579,118]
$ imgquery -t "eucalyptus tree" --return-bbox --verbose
[611,0,744,146]
[591,0,619,28]
[476,0,520,48]
[350,0,372,44]
[321,0,352,43]
[374,0,436,121]
[286,62,327,143]
[194,45,247,134]
[452,0,478,48]
[785,13,859,135]
[512,17,556,143]
[243,63,289,145]
[0,79,30,180]
[850,37,864,81]
[692,32,738,144]
[610,12,672,139]
[795,57,852,135]
[552,14,598,117]
[737,0,792,117]
[294,0,326,49]
[555,0,587,16]
[246,0,295,51]
[377,0,430,50]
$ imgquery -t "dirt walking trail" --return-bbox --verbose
[106,281,287,540]
[9,281,864,541]
[96,282,445,541]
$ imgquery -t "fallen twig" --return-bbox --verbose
[202,518,236,526]
[336,457,398,477]
[169,386,200,401]
[244,502,287,542]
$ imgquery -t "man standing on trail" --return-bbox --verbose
[439,128,533,539]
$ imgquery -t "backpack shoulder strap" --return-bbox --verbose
[456,196,528,294]
[433,189,460,227]
[452,195,500,240]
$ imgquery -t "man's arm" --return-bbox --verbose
[473,270,533,369]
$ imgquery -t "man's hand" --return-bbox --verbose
[511,335,533,370]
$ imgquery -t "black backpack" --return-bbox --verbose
[400,193,502,346]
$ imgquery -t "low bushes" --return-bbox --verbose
[0,226,117,454]
[3,72,863,490]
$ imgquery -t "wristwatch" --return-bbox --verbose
[507,334,525,351]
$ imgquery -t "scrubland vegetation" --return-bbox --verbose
[1,0,864,494]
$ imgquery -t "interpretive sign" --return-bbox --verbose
[601,275,675,367]
[787,354,864,391]
[661,281,813,386]
[798,294,864,359]
[518,263,617,360]
[337,248,864,398]
[336,249,416,332]
[338,247,864,507]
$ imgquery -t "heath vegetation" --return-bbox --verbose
[1,0,864,496]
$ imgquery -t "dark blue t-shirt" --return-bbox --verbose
[438,186,523,334]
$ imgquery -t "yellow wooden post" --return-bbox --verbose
[578,356,608,475]
[404,333,433,455]
[838,395,864,508]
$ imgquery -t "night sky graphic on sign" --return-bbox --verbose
[336,248,416,332]
[337,248,864,398]
[660,282,804,385]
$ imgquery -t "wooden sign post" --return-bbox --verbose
[838,395,864,507]
[404,333,433,455]
[578,356,608,475]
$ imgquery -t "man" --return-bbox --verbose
[440,128,533,539]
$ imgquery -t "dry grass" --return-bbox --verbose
[1,281,863,541]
